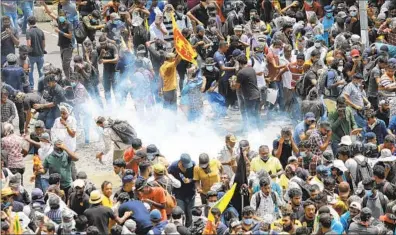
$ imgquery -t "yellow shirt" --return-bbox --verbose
[193,159,222,194]
[250,156,283,175]
[271,218,302,231]
[160,60,178,92]
[102,196,113,208]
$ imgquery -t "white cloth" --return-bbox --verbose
[280,57,292,89]
[149,23,167,41]
[38,143,53,179]
[51,116,77,152]
[100,121,130,155]
[249,57,267,88]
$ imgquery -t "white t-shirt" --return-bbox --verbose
[248,57,267,88]
[51,116,77,152]
[280,57,292,89]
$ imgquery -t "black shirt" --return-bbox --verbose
[1,27,18,56]
[68,192,90,215]
[84,204,115,234]
[376,110,390,127]
[48,84,66,105]
[299,215,314,233]
[236,67,260,100]
[26,26,45,57]
[168,161,196,199]
[57,20,73,49]
[114,187,135,201]
[96,43,118,71]
[189,4,209,26]
[202,67,220,92]
[147,45,165,73]
[273,139,293,169]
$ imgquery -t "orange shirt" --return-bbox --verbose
[139,187,167,221]
[123,148,138,173]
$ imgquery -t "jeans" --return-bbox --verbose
[35,175,49,193]
[176,195,195,227]
[29,56,44,89]
[5,12,18,30]
[354,112,367,128]
[163,89,177,112]
[22,4,33,33]
[245,98,261,131]
[276,81,285,111]
[150,75,161,105]
[61,47,73,79]
[38,107,60,129]
[368,96,379,111]
[103,68,116,104]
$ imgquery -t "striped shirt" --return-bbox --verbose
[163,16,174,46]
[1,134,24,169]
[46,209,62,224]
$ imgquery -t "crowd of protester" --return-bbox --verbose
[2,0,396,234]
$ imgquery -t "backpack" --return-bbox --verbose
[255,191,278,213]
[290,178,311,201]
[363,58,376,84]
[354,157,373,185]
[109,119,137,147]
[74,21,88,44]
[362,192,387,214]
[151,180,177,215]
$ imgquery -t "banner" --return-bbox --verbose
[207,183,237,222]
[171,14,198,65]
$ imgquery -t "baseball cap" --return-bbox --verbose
[38,133,50,142]
[118,5,127,14]
[196,25,205,32]
[146,144,160,158]
[62,209,75,230]
[122,175,134,185]
[1,187,15,197]
[153,164,166,175]
[288,156,298,163]
[234,25,243,31]
[304,112,316,121]
[332,160,348,172]
[150,209,162,222]
[319,121,332,131]
[172,206,184,217]
[364,132,376,140]
[381,149,393,158]
[350,201,361,211]
[123,219,136,232]
[180,153,193,169]
[199,153,210,168]
[135,177,148,191]
[379,99,390,106]
[232,49,242,58]
[6,54,17,63]
[380,213,396,224]
[339,135,352,146]
[349,5,358,12]
[73,179,85,188]
[337,11,347,18]
[350,49,360,57]
[31,188,44,201]
[35,120,45,128]
[164,223,180,235]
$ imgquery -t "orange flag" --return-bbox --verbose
[171,14,198,65]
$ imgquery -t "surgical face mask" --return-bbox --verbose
[350,11,357,17]
[272,48,281,55]
[206,65,214,72]
[314,42,321,48]
[338,66,343,72]
[261,155,269,162]
[300,151,306,157]
[365,189,373,197]
[326,13,332,18]
[71,82,76,87]
[243,218,253,225]
[208,201,216,207]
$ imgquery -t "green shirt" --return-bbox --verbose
[43,152,73,189]
[328,106,357,142]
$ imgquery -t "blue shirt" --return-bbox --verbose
[389,116,396,134]
[340,211,350,232]
[118,200,152,231]
[1,65,24,91]
[331,219,344,234]
[168,161,196,199]
[147,1,165,25]
[293,121,308,145]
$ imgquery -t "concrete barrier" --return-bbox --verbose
[33,5,58,22]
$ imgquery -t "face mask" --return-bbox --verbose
[1,202,11,210]
[243,218,253,225]
[208,202,216,207]
[365,189,373,197]
[350,11,357,17]
[206,65,214,72]
[326,13,332,18]
[71,82,76,88]
[91,19,97,24]
[59,16,66,23]
[192,216,201,222]
[314,42,321,48]
[338,66,343,72]
[261,156,269,162]
[272,48,281,55]
[300,152,306,157]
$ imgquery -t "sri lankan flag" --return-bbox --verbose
[170,14,198,65]
[207,183,237,222]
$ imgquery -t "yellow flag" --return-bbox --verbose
[246,47,250,60]
[145,18,149,31]
[171,14,198,65]
[207,183,237,222]
[13,213,22,235]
